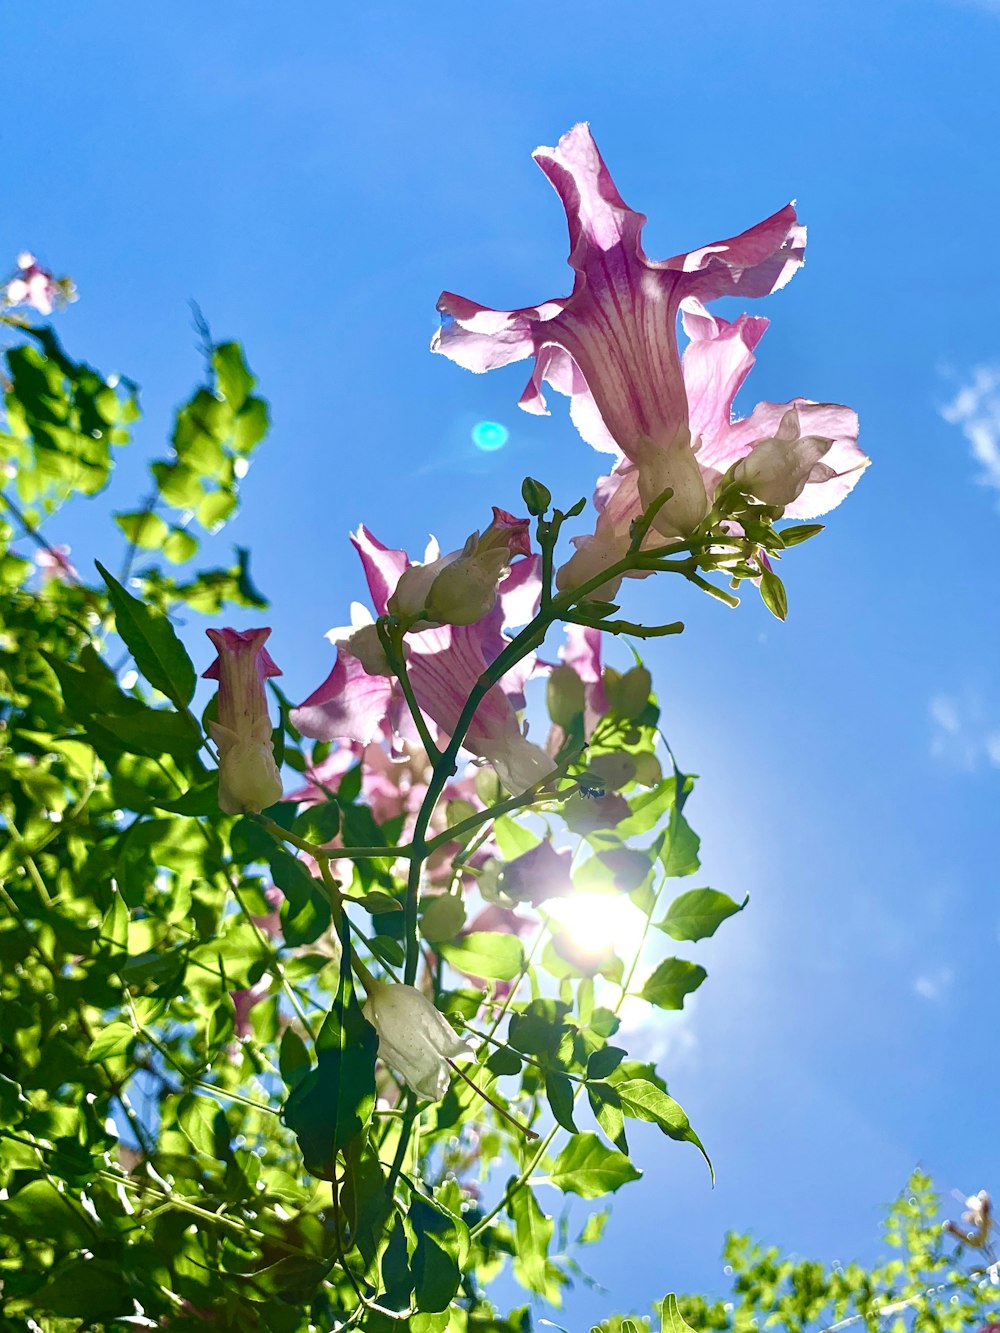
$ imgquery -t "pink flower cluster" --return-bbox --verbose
[433,123,868,598]
[201,124,869,985]
[2,253,71,316]
[290,517,556,797]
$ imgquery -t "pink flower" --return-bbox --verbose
[292,528,555,795]
[434,124,867,554]
[34,544,78,584]
[204,628,283,815]
[501,839,574,906]
[558,304,867,597]
[391,506,532,628]
[5,253,61,315]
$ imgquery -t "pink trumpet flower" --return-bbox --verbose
[204,628,283,815]
[433,124,867,576]
[291,527,555,795]
[558,304,867,598]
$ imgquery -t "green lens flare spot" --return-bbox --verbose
[472,420,509,452]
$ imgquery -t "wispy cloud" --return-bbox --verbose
[929,690,1000,770]
[940,366,1000,493]
[913,967,954,1002]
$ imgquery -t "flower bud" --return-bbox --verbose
[729,408,834,510]
[424,507,532,627]
[547,664,586,729]
[363,981,473,1101]
[204,627,283,815]
[521,476,551,516]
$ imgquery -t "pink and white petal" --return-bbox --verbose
[290,650,393,745]
[350,525,409,616]
[532,122,646,269]
[668,204,806,300]
[782,405,869,519]
[433,293,566,373]
[681,301,769,469]
[498,554,542,630]
[721,399,868,519]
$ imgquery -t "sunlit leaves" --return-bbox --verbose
[657,888,748,942]
[550,1133,642,1197]
[439,931,524,981]
[509,1183,553,1293]
[1,328,137,507]
[639,958,707,1010]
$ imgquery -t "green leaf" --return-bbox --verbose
[98,890,129,955]
[282,920,378,1178]
[549,1133,641,1198]
[759,569,788,621]
[545,1070,578,1133]
[439,931,524,981]
[639,958,707,1010]
[89,704,202,758]
[95,560,197,708]
[420,894,467,944]
[292,799,341,845]
[493,816,542,859]
[660,810,701,878]
[410,1194,467,1313]
[657,888,748,942]
[114,509,170,550]
[612,1078,714,1180]
[661,1295,696,1332]
[587,1081,628,1153]
[162,526,199,564]
[177,1092,231,1160]
[587,1045,626,1080]
[86,1022,133,1063]
[777,522,824,548]
[36,1258,133,1320]
[509,1184,553,1293]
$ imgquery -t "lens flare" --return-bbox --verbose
[472,420,509,452]
[545,892,646,964]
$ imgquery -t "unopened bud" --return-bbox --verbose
[610,666,651,720]
[521,476,551,516]
[547,665,586,729]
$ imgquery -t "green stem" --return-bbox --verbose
[255,812,403,861]
[378,617,441,760]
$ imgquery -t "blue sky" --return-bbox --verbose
[5,0,1000,1324]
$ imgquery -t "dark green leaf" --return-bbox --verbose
[95,560,197,707]
[587,1081,628,1153]
[282,920,377,1178]
[545,1070,578,1133]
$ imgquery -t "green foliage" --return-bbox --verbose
[0,306,745,1332]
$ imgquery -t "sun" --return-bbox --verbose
[544,892,647,967]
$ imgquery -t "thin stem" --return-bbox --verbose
[254,812,403,862]
[378,617,441,760]
[422,750,580,856]
[446,1058,538,1141]
[0,488,81,581]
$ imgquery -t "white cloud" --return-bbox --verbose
[941,366,1000,493]
[929,690,1000,771]
[913,967,954,1002]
